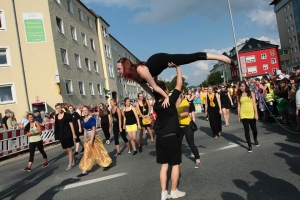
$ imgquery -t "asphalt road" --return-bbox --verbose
[0,111,299,200]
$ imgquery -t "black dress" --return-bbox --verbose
[187,96,195,113]
[207,94,222,137]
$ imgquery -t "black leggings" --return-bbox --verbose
[101,123,110,140]
[147,53,207,77]
[179,126,200,159]
[241,119,258,146]
[29,140,47,162]
[113,124,129,145]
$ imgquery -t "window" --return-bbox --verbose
[54,0,60,4]
[90,38,95,50]
[281,61,285,65]
[93,61,98,72]
[78,81,85,95]
[102,25,108,38]
[261,53,267,59]
[288,27,290,33]
[271,58,276,64]
[56,17,64,33]
[108,64,114,78]
[89,83,94,95]
[0,10,7,30]
[0,83,17,104]
[70,26,77,40]
[104,45,111,58]
[87,16,92,28]
[67,0,73,13]
[297,58,299,62]
[284,6,287,12]
[0,47,11,66]
[112,43,117,51]
[85,57,90,71]
[289,15,292,21]
[78,8,83,21]
[293,59,295,63]
[263,64,268,70]
[60,48,68,64]
[257,43,261,47]
[270,50,274,56]
[97,84,102,95]
[247,66,257,74]
[246,55,255,63]
[293,36,296,42]
[295,47,298,53]
[291,48,294,53]
[287,4,290,9]
[286,17,288,23]
[74,53,81,68]
[81,33,87,46]
[291,26,294,31]
[289,38,292,43]
[65,79,73,95]
[248,45,252,48]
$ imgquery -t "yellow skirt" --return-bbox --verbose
[78,134,112,171]
[126,124,137,132]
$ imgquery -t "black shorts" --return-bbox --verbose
[60,137,74,149]
[221,103,230,109]
[156,134,181,165]
[189,105,195,113]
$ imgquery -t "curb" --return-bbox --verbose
[0,128,103,167]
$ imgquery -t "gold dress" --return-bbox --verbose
[79,125,112,171]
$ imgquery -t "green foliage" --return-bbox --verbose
[199,71,223,87]
[162,76,188,92]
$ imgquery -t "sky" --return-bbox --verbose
[82,0,280,86]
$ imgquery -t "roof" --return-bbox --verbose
[269,0,280,5]
[230,38,278,53]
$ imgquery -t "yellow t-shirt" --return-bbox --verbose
[201,93,206,104]
[240,97,255,119]
[177,99,191,126]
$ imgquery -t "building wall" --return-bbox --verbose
[49,0,106,106]
[230,47,281,79]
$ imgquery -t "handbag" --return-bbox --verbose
[142,115,151,125]
[189,120,198,131]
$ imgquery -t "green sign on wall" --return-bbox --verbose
[23,13,46,43]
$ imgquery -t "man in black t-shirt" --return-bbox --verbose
[1,109,11,130]
[153,64,186,200]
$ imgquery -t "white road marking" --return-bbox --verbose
[54,172,128,191]
[186,143,239,158]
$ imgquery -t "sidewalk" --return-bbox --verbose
[0,128,103,167]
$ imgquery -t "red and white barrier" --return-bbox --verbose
[0,124,56,158]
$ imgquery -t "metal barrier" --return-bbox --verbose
[0,124,56,158]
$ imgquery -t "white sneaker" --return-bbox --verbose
[161,191,170,200]
[170,189,186,199]
[66,165,73,171]
[106,140,110,145]
[128,149,131,154]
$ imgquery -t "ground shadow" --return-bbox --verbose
[199,126,214,138]
[0,166,59,199]
[229,170,300,200]
[221,192,245,200]
[36,178,80,200]
[221,132,248,149]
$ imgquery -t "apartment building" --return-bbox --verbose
[0,0,138,119]
[209,61,231,84]
[110,34,144,101]
[270,0,300,71]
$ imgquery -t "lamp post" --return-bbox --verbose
[227,0,243,81]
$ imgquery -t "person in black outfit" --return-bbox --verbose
[117,52,232,108]
[68,105,84,155]
[186,89,196,122]
[220,85,234,126]
[54,103,76,170]
[99,103,112,145]
[110,99,131,156]
[205,86,222,140]
[153,62,186,200]
[1,109,11,130]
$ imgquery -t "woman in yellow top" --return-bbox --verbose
[237,81,259,153]
[201,88,208,120]
[176,93,201,168]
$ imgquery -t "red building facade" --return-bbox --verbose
[230,38,281,80]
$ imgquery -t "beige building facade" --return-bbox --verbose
[0,0,139,120]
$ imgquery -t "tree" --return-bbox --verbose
[207,71,223,86]
[165,76,188,92]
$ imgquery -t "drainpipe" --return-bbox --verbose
[12,0,30,111]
